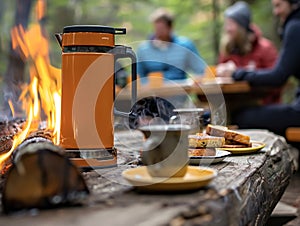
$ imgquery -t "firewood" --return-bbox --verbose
[26,129,53,141]
[0,118,25,137]
[0,118,26,154]
[0,135,13,154]
[2,141,89,213]
[0,129,54,174]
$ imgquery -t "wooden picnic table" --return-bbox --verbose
[114,77,265,125]
[0,129,297,226]
[115,77,251,101]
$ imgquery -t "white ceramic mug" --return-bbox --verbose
[139,124,190,178]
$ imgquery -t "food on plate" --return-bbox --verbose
[205,125,228,137]
[188,133,225,148]
[188,133,225,157]
[188,148,216,157]
[206,124,251,148]
[188,124,253,157]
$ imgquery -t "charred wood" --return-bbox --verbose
[1,140,89,214]
[0,118,25,137]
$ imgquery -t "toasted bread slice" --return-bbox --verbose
[206,124,228,137]
[188,148,216,157]
[225,139,252,147]
[206,124,250,145]
[188,133,225,148]
[222,143,252,148]
[223,129,250,145]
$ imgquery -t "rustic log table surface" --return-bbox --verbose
[0,129,297,226]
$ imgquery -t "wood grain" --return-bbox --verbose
[0,129,296,226]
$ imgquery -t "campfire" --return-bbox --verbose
[0,0,61,172]
[0,1,88,213]
[0,0,136,213]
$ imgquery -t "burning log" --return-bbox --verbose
[0,136,13,155]
[0,118,26,137]
[0,125,52,174]
[0,119,26,173]
[0,118,26,154]
[1,130,89,214]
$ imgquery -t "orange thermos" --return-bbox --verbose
[56,25,136,168]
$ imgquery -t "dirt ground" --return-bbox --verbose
[267,170,300,226]
[282,172,300,226]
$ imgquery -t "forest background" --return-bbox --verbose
[1,0,293,108]
[0,0,279,72]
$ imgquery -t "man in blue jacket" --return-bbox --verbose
[137,8,205,81]
[132,8,206,127]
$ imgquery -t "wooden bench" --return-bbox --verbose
[286,127,300,142]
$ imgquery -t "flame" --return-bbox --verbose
[0,0,61,170]
[36,0,46,21]
[8,100,15,117]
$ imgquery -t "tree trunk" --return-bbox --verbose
[212,0,221,64]
[3,0,33,117]
[0,1,4,25]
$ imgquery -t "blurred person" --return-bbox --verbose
[218,0,300,139]
[137,8,205,81]
[134,8,207,127]
[217,1,280,105]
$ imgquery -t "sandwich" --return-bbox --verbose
[206,124,251,148]
[188,133,225,156]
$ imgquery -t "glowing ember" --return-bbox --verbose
[0,0,61,170]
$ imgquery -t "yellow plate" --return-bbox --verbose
[218,141,266,154]
[122,166,217,192]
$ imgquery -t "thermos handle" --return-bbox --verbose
[55,33,63,48]
[113,45,137,117]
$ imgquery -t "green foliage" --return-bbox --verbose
[0,1,15,77]
[0,0,279,73]
[45,0,229,65]
[250,0,280,46]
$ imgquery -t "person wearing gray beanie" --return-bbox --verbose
[224,1,252,32]
[217,0,300,144]
[218,1,279,105]
[218,1,278,68]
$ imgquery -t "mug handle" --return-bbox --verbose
[113,45,137,117]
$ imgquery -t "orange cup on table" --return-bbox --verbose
[199,65,216,83]
[148,71,163,88]
[205,65,216,78]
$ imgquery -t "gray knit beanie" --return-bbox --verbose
[225,1,252,31]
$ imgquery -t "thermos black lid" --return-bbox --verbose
[63,25,126,35]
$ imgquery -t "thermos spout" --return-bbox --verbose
[55,33,63,48]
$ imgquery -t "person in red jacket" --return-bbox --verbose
[219,24,278,70]
[217,1,280,104]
